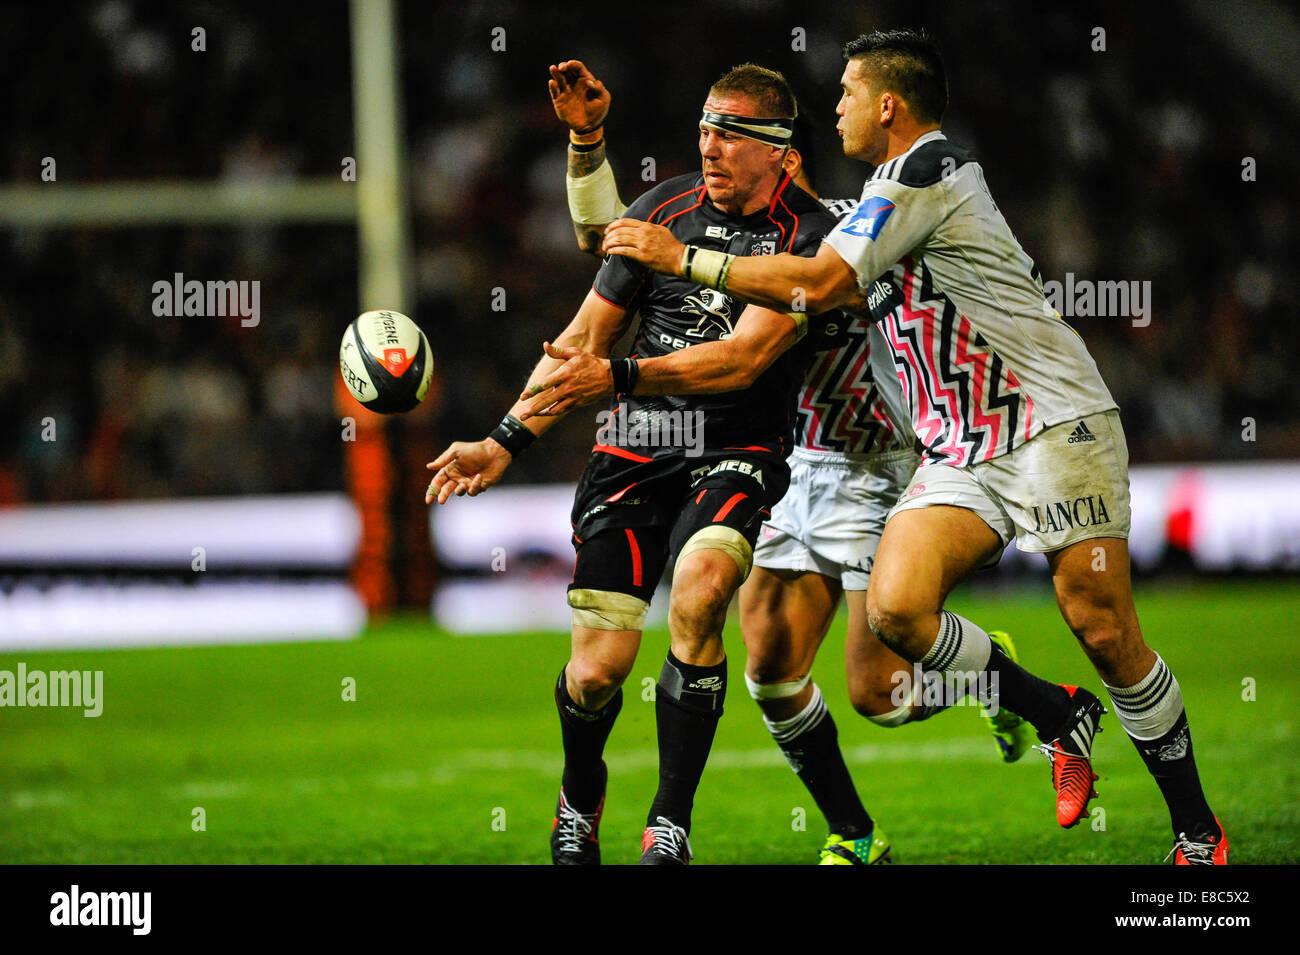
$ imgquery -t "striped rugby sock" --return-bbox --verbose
[923,610,1072,737]
[1105,656,1216,837]
[763,684,872,839]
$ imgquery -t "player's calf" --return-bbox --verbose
[850,681,939,727]
[641,537,746,847]
[1048,538,1221,850]
[747,672,876,847]
[564,651,634,711]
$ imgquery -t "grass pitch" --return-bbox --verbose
[1,579,1296,864]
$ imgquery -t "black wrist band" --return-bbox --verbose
[571,119,605,136]
[489,413,536,457]
[569,137,604,153]
[610,357,640,395]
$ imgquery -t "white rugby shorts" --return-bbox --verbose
[754,446,919,590]
[887,409,1132,557]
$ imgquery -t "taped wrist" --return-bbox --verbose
[681,245,735,291]
[488,413,535,457]
[566,156,626,225]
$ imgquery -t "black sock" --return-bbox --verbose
[983,645,1073,738]
[764,685,872,838]
[1127,711,1215,837]
[555,668,621,811]
[646,651,726,833]
[1106,658,1217,839]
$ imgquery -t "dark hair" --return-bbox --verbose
[709,63,797,118]
[789,100,817,183]
[842,28,947,124]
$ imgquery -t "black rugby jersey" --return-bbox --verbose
[593,171,836,458]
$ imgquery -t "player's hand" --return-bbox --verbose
[425,439,511,505]
[517,342,612,419]
[548,59,609,134]
[601,219,685,276]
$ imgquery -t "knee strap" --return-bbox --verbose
[867,678,921,727]
[568,588,649,632]
[744,672,811,700]
[675,525,753,581]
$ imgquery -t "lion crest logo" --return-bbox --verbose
[681,288,734,339]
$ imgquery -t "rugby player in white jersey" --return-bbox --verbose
[532,59,1037,866]
[597,30,1226,863]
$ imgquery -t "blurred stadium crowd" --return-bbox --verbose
[3,0,1296,504]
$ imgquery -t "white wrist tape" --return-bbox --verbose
[787,312,808,342]
[566,159,626,225]
[681,246,735,291]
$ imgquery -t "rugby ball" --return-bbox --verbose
[339,310,434,413]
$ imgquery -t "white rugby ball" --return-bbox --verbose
[339,309,434,414]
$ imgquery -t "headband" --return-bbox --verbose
[700,111,793,147]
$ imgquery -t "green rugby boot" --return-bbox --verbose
[984,630,1036,763]
[818,827,892,865]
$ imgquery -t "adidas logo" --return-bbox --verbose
[1067,421,1097,444]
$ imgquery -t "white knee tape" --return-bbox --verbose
[568,588,648,632]
[676,525,754,580]
[866,702,914,727]
[866,680,921,727]
[744,671,811,701]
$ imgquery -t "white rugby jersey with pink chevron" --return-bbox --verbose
[824,131,1117,468]
[880,255,1036,466]
[795,305,911,455]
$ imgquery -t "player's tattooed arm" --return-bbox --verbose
[549,60,625,255]
[568,138,616,253]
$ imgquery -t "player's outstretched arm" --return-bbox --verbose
[515,304,800,419]
[548,60,623,254]
[601,219,861,314]
[425,289,630,503]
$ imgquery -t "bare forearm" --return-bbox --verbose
[635,343,752,395]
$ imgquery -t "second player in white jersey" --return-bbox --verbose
[824,131,1117,467]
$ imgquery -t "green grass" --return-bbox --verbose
[1,579,1296,864]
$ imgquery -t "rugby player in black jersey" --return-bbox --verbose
[426,64,838,865]
[536,59,1037,866]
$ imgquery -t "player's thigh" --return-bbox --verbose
[867,504,1002,623]
[843,588,915,709]
[739,566,841,682]
[567,525,670,691]
[667,453,786,626]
